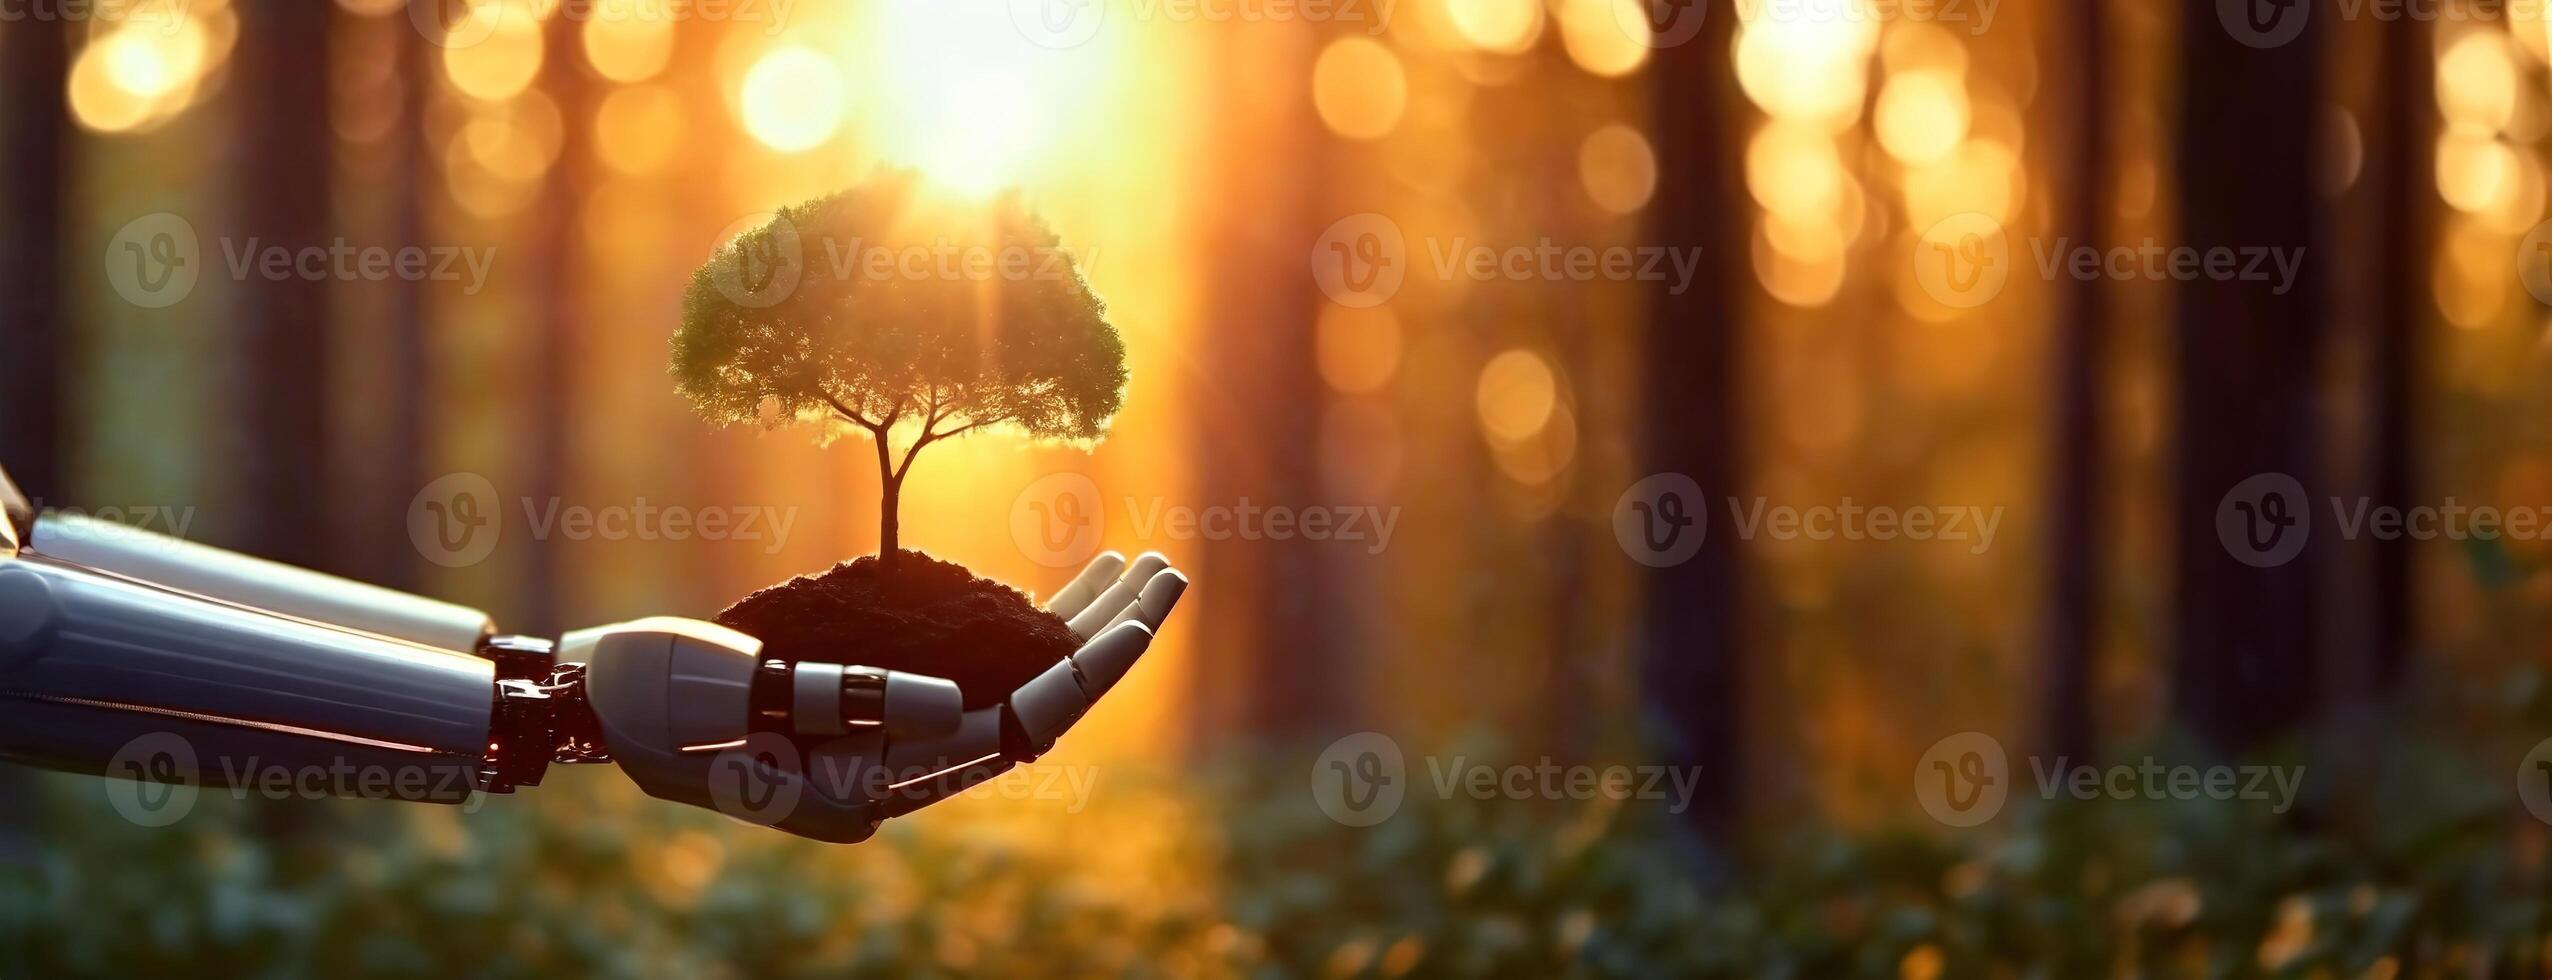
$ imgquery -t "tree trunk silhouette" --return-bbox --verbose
[0,20,67,507]
[878,434,902,575]
[1190,25,1355,739]
[0,14,70,863]
[228,0,337,839]
[234,0,336,575]
[2170,0,2328,753]
[2364,0,2426,697]
[2038,0,2108,764]
[2310,0,2429,836]
[1641,3,1744,855]
[374,16,430,595]
[522,11,590,634]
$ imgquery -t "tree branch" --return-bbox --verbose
[890,416,998,484]
[923,385,961,433]
[821,392,880,432]
[893,413,1000,482]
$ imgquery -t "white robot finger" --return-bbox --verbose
[783,662,962,739]
[1100,568,1188,634]
[1008,618,1158,756]
[1064,551,1171,639]
[1008,657,1093,754]
[1067,620,1154,705]
[1043,551,1126,620]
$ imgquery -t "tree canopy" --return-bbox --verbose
[673,169,1127,469]
[673,171,1127,564]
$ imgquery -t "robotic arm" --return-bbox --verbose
[0,463,1187,842]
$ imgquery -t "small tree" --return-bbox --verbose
[673,170,1127,575]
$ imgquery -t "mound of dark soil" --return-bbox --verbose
[714,550,1078,710]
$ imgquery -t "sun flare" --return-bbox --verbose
[740,44,846,152]
[861,2,1089,195]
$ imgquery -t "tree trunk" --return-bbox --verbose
[233,0,336,574]
[377,13,429,594]
[516,10,592,635]
[879,474,901,574]
[2038,0,2109,764]
[2313,0,2428,837]
[1187,23,1356,741]
[2364,0,2426,697]
[0,12,70,864]
[1641,2,1745,863]
[2170,0,2328,754]
[228,0,336,840]
[0,19,67,505]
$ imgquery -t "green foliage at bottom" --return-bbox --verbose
[0,740,2547,979]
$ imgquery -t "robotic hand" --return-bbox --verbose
[0,462,1186,842]
[552,550,1186,842]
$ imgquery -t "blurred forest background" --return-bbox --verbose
[7,0,2552,975]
